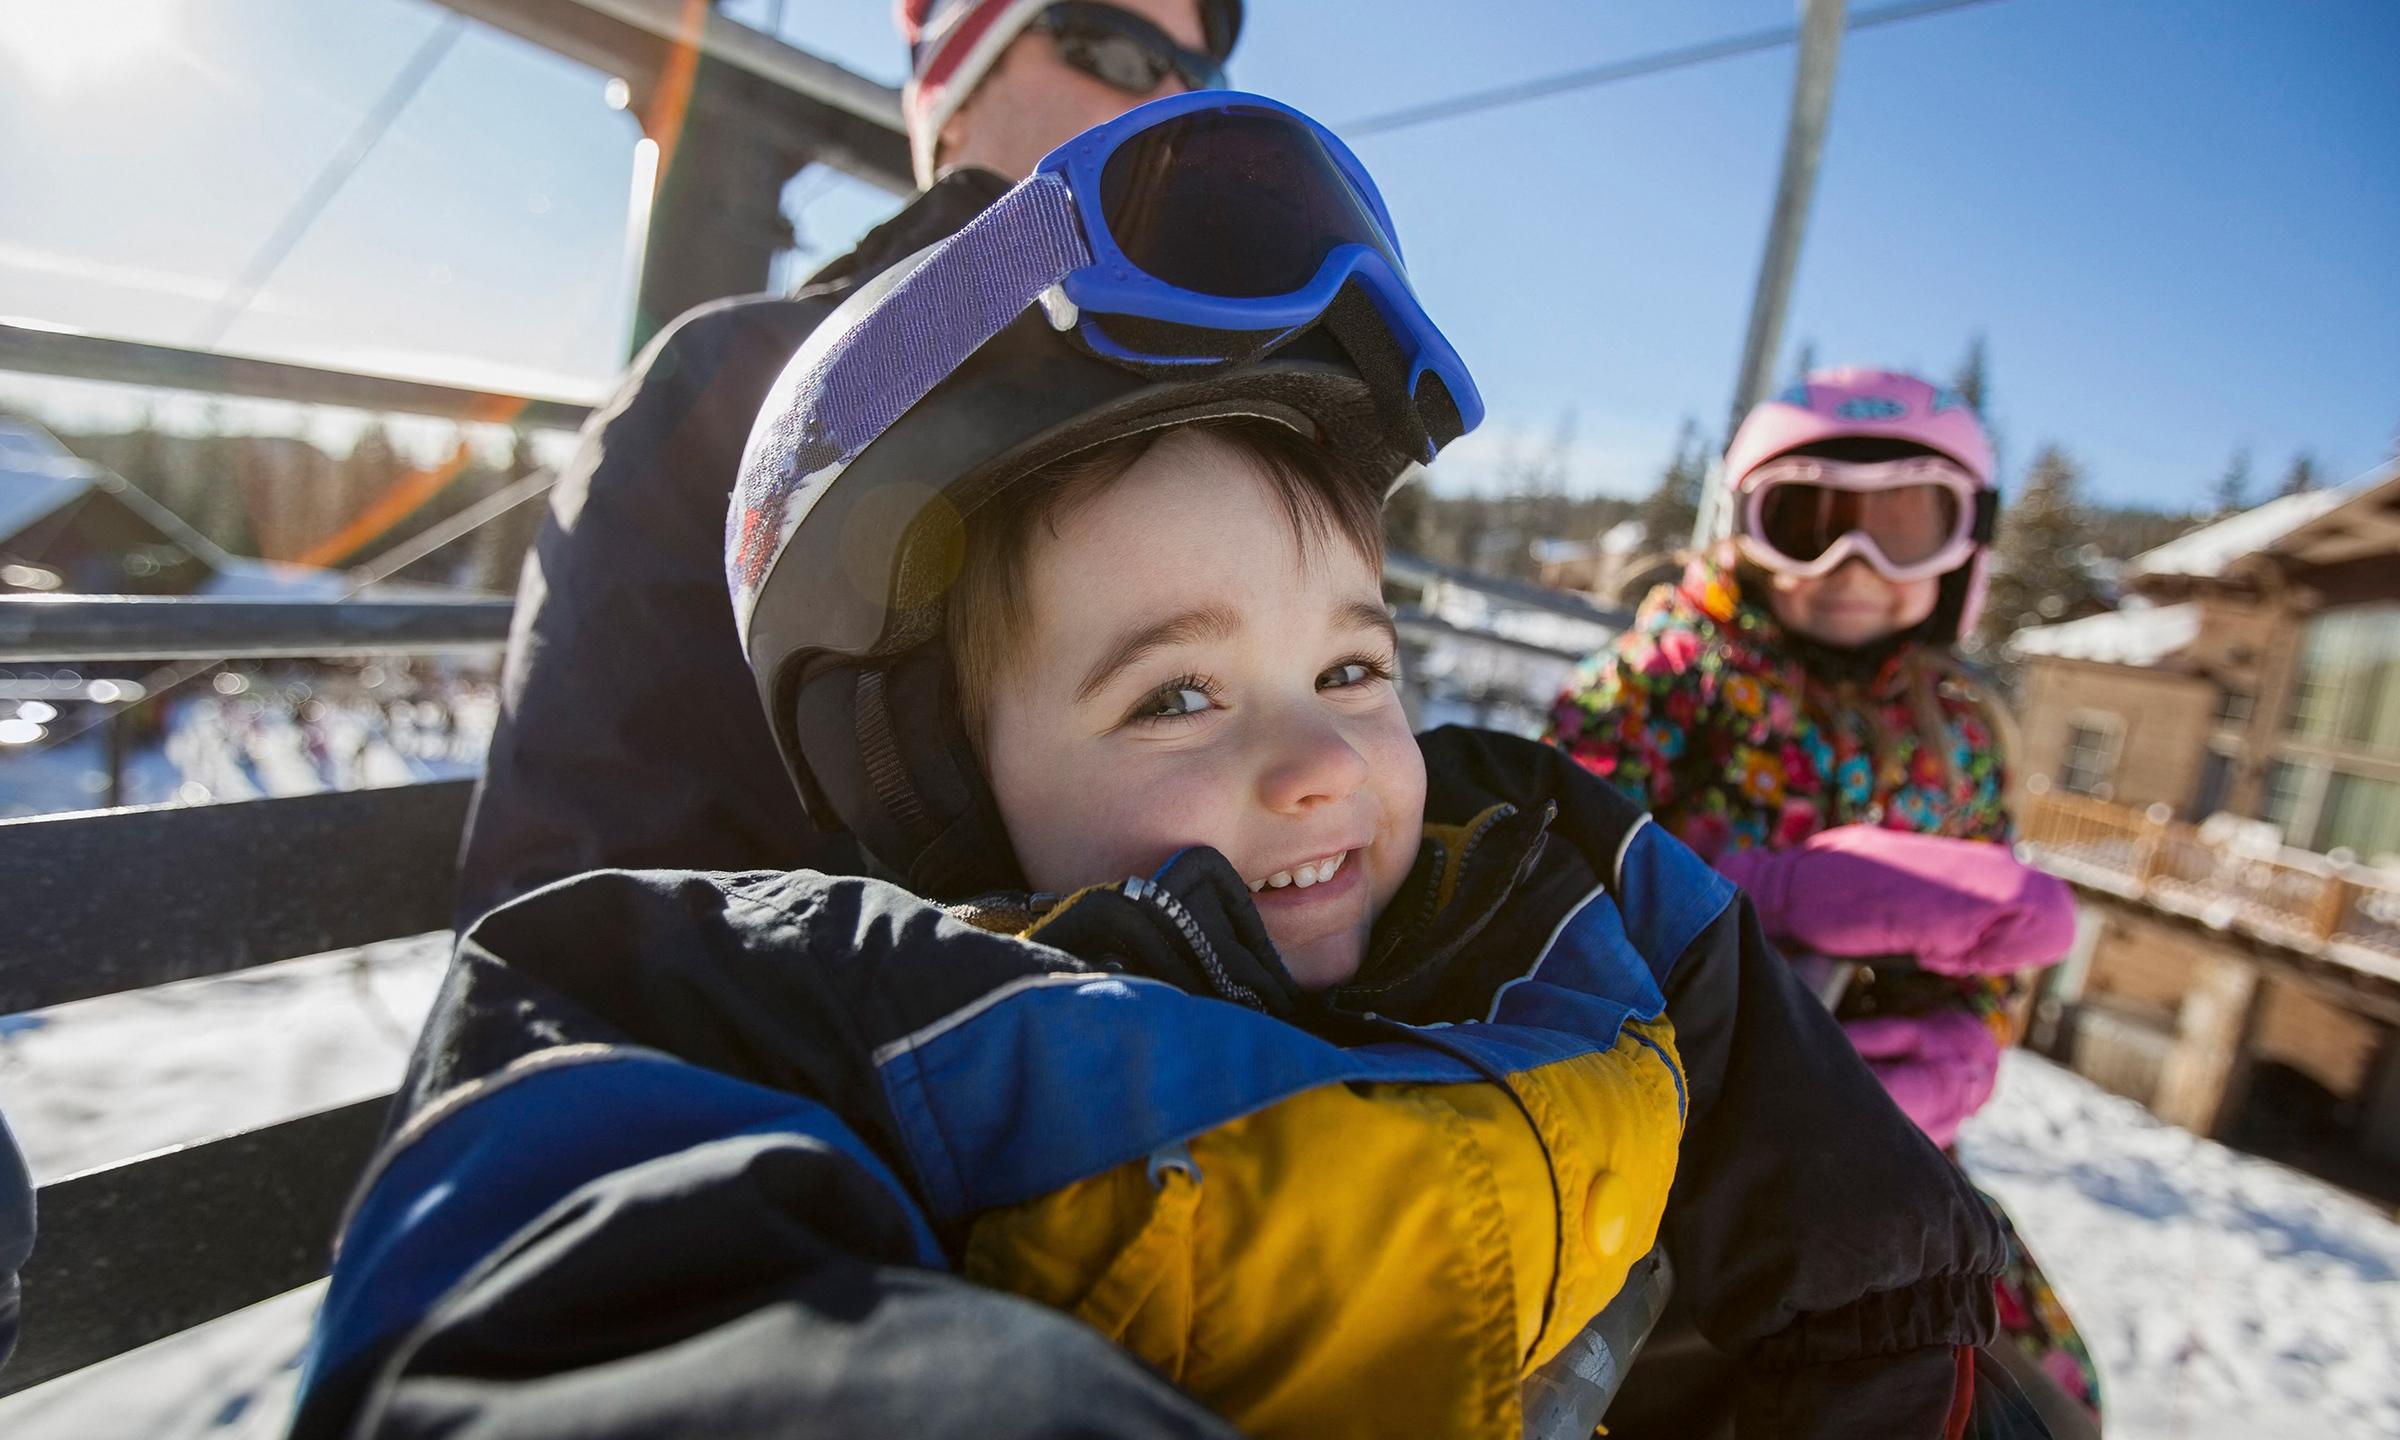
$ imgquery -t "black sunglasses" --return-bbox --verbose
[1029,2,1227,95]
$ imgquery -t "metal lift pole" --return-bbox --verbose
[1700,0,1847,544]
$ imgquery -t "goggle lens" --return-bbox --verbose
[1098,108,1399,299]
[1756,481,1963,568]
[1039,3,1227,96]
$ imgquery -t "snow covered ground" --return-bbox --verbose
[1,679,493,820]
[1957,1058,2400,1439]
[0,940,449,1440]
[2,947,2395,1437]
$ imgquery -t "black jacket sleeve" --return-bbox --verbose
[452,295,849,929]
[0,1109,29,1375]
[1415,728,2009,1438]
[298,1113,1238,1440]
[1665,892,2007,1434]
[452,169,1010,930]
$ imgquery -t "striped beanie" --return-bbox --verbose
[896,0,1242,188]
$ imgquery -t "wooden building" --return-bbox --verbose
[2013,466,2400,860]
[2009,467,2400,1196]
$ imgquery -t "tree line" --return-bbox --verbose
[32,408,547,595]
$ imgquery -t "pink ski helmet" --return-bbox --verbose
[1720,367,1997,645]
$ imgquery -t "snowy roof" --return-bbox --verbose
[0,418,72,465]
[0,460,97,547]
[2126,489,2349,580]
[2009,602,2201,668]
[1598,518,1648,555]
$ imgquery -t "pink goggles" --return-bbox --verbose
[1734,454,1995,583]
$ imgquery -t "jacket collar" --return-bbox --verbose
[955,799,1560,1032]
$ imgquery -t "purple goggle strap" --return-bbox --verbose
[728,172,1090,639]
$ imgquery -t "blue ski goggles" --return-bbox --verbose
[755,90,1481,496]
[1036,88,1477,427]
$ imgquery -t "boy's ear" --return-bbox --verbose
[788,647,1026,899]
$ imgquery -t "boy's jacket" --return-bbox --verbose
[289,729,2003,1440]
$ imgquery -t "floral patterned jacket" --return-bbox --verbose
[1547,559,2015,1023]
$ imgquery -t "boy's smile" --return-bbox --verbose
[980,426,1424,989]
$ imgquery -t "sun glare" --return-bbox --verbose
[1,0,177,95]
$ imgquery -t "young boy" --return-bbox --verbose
[290,96,2025,1440]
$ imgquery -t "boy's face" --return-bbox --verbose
[982,429,1425,990]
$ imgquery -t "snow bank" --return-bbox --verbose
[0,941,448,1440]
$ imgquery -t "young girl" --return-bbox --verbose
[1550,368,2104,1431]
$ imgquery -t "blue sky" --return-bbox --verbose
[1,0,2393,510]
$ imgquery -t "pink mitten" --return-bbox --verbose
[1843,1012,2001,1148]
[1713,825,2076,977]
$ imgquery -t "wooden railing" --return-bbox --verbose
[2019,789,2399,968]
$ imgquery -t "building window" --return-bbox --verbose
[2060,713,2123,797]
[2213,686,2255,731]
[2285,602,2400,754]
[2259,759,2312,839]
[2315,771,2400,863]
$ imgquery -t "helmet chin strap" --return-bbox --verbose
[1319,280,1456,463]
[790,644,1027,899]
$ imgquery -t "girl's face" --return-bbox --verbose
[981,429,1425,991]
[1764,557,1939,649]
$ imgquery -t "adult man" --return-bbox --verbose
[455,0,1241,925]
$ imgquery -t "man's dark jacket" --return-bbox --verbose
[453,169,1011,928]
[292,730,2013,1439]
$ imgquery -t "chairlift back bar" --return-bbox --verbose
[0,597,515,663]
[423,0,912,195]
[0,321,595,431]
[0,781,472,1015]
[0,1098,387,1396]
[1384,548,1636,629]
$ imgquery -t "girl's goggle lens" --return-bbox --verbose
[1098,108,1397,299]
[1756,482,1963,567]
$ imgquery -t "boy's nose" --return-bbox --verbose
[1256,713,1371,814]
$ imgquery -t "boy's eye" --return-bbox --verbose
[1131,679,1219,724]
[1319,657,1394,691]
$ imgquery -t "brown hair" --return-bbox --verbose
[946,415,1388,744]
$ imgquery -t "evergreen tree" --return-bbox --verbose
[2277,451,2320,498]
[1525,409,1579,546]
[122,405,168,491]
[1976,444,2098,653]
[1635,418,1707,556]
[1790,339,1817,386]
[1952,333,1990,419]
[336,419,404,518]
[190,402,254,557]
[1383,465,1430,557]
[2211,447,2252,516]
